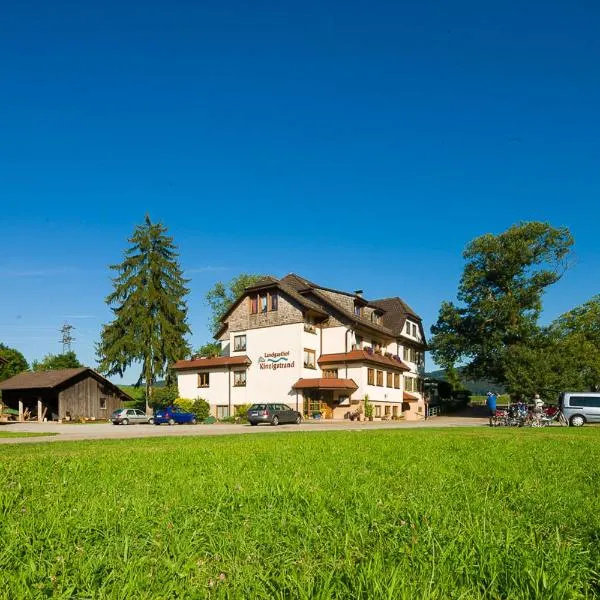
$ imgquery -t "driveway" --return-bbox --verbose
[0,415,489,444]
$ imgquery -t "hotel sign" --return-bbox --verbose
[258,351,295,371]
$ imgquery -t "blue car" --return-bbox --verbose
[154,406,198,425]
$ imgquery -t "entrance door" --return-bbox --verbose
[321,391,334,419]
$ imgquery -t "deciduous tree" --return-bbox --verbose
[97,216,191,411]
[429,222,574,386]
[0,343,29,382]
[205,273,267,336]
[32,351,82,372]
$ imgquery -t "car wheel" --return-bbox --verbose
[250,421,258,426]
[121,418,129,426]
[272,416,279,426]
[148,417,154,425]
[570,414,586,427]
[295,415,302,424]
[191,417,197,425]
[168,418,175,426]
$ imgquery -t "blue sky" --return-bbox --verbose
[1,0,599,383]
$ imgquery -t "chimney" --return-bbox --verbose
[354,290,363,297]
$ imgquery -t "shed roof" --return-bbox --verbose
[0,368,133,401]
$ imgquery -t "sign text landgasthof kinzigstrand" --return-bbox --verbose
[258,351,295,370]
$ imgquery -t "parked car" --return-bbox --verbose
[154,406,197,425]
[559,392,600,427]
[247,403,302,426]
[111,408,154,425]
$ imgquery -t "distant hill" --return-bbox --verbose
[425,369,505,395]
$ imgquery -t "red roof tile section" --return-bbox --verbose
[403,391,420,401]
[173,356,251,370]
[318,350,410,371]
[292,378,359,390]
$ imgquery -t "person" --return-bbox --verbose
[533,393,544,416]
[486,391,497,425]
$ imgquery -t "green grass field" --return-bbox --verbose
[1,428,599,599]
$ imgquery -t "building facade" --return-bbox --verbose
[175,274,426,420]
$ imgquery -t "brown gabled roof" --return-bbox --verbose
[215,277,327,338]
[0,368,133,401]
[292,378,358,391]
[371,297,426,343]
[172,355,252,370]
[318,350,410,371]
[307,288,396,337]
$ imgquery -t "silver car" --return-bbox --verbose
[111,408,154,425]
[560,392,600,427]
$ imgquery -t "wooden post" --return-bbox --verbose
[18,400,24,422]
[37,398,43,423]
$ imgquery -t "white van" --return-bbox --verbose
[560,392,600,427]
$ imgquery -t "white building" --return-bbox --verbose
[174,274,426,420]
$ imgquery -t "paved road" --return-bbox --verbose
[0,416,488,444]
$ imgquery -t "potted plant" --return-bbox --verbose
[363,394,374,421]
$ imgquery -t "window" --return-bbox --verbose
[234,334,246,351]
[216,405,230,419]
[371,312,380,324]
[376,370,383,386]
[233,370,246,387]
[406,322,411,334]
[412,324,417,337]
[355,334,363,347]
[367,368,375,385]
[375,405,381,417]
[270,292,278,311]
[569,396,600,408]
[260,294,268,313]
[304,349,316,369]
[250,296,258,314]
[198,372,210,388]
[354,304,362,317]
[392,405,398,417]
[385,405,391,416]
[403,347,409,361]
[404,376,415,392]
[99,397,107,410]
[386,372,393,387]
[394,374,400,389]
[323,368,338,378]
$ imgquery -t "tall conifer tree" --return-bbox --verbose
[97,216,191,411]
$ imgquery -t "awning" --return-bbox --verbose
[403,391,420,402]
[292,378,358,391]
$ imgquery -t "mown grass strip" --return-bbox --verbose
[0,431,58,438]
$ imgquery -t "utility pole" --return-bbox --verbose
[59,323,75,353]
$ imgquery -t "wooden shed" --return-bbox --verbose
[0,368,132,422]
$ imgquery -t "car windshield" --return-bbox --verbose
[111,410,123,417]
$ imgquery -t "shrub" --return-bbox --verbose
[218,416,237,424]
[234,404,252,422]
[150,385,179,408]
[174,398,194,413]
[191,398,210,421]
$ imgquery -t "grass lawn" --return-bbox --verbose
[1,428,599,599]
[0,431,58,438]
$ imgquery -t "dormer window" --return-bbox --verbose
[354,304,362,317]
[371,312,381,324]
[405,321,411,334]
